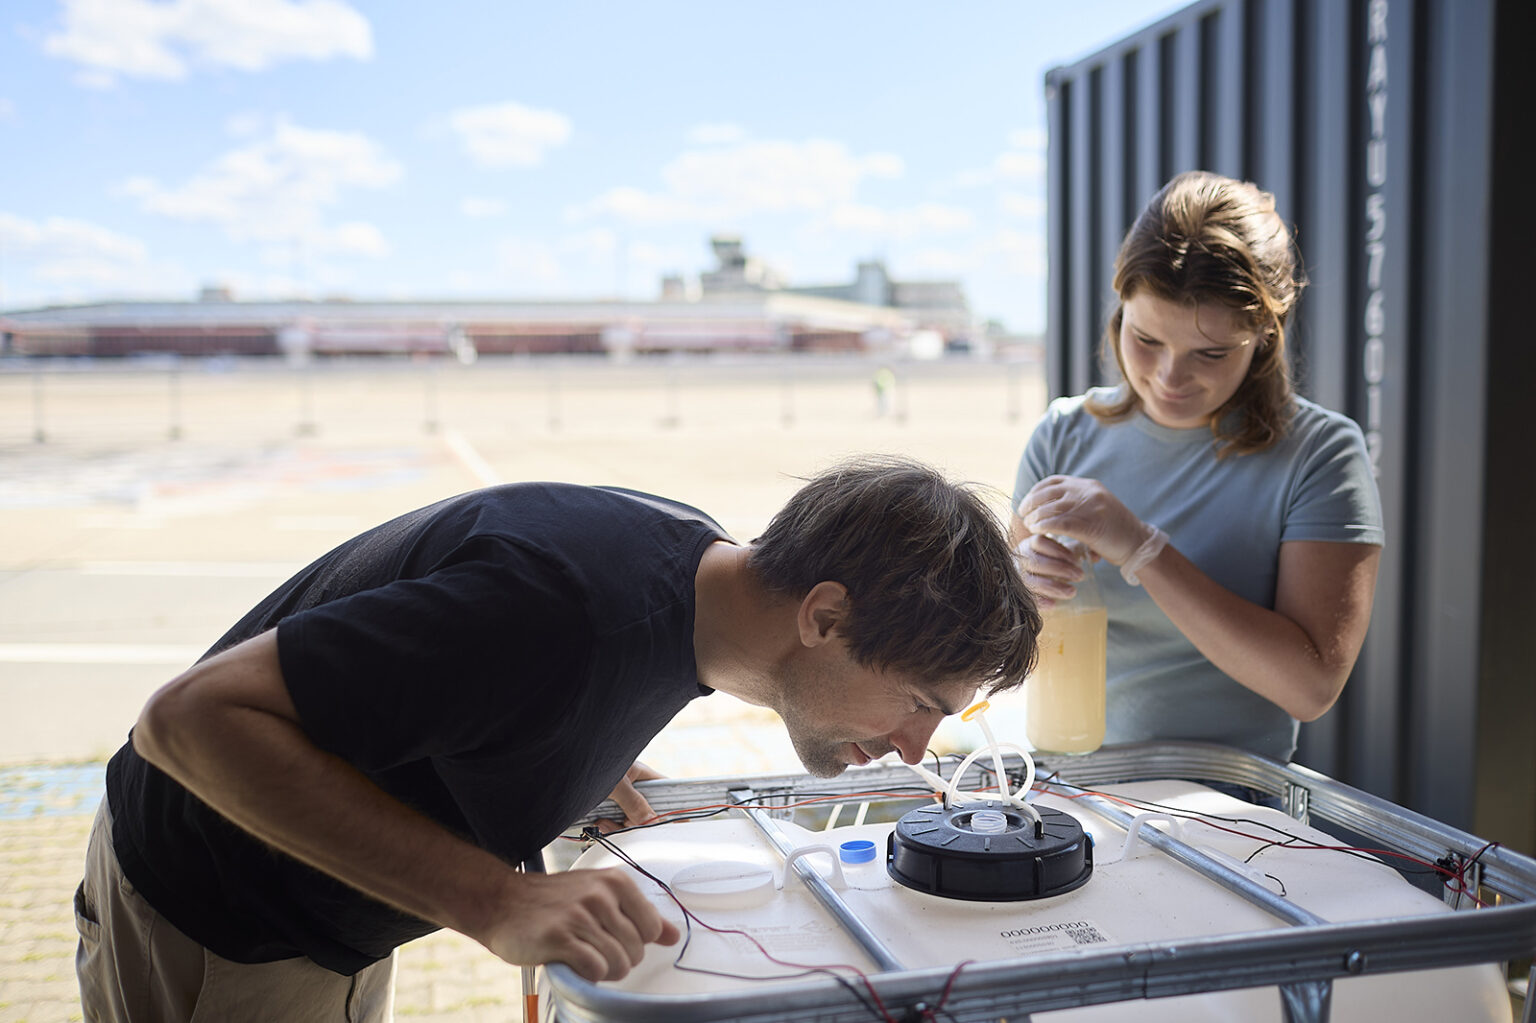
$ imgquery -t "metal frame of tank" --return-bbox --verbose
[537,741,1535,1023]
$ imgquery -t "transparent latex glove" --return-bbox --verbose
[1012,530,1090,608]
[1017,474,1155,567]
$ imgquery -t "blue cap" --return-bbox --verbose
[839,839,877,864]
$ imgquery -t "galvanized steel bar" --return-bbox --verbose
[729,787,905,974]
[1072,789,1328,928]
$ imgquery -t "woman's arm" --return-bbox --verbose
[132,629,679,981]
[1134,538,1380,720]
[1016,475,1381,720]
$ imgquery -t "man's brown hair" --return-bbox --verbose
[750,456,1040,693]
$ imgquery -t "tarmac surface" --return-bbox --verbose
[0,353,1044,1022]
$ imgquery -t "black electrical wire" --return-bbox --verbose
[589,831,894,1022]
[579,768,1469,1021]
[578,785,941,841]
[1037,775,1448,882]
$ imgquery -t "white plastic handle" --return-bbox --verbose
[780,844,846,890]
[1117,812,1184,862]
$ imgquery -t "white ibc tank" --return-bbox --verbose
[548,780,1511,1022]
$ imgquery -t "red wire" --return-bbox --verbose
[600,781,1490,900]
[638,789,941,825]
[680,910,896,1021]
[593,832,900,1022]
[560,788,942,844]
[607,781,1497,907]
[929,959,974,1019]
[1043,782,1493,904]
[584,779,1502,1022]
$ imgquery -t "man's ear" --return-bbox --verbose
[796,581,848,647]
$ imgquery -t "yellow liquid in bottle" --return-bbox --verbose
[1025,605,1108,754]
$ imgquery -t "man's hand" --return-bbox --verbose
[132,633,679,985]
[596,761,664,834]
[481,867,680,982]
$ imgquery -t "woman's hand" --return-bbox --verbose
[1011,531,1087,608]
[1017,475,1157,566]
[1012,474,1382,720]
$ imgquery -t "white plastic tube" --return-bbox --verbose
[902,761,952,795]
[965,702,1015,804]
[944,742,1041,827]
[903,701,1042,828]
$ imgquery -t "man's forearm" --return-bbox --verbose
[133,628,678,981]
[132,630,511,942]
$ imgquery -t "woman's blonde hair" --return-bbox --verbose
[1089,170,1304,456]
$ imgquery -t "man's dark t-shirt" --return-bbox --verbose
[105,483,727,975]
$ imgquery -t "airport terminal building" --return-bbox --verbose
[0,236,981,361]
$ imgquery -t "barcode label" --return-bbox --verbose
[1066,923,1108,945]
[999,919,1112,955]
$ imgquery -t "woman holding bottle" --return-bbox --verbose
[1011,170,1383,763]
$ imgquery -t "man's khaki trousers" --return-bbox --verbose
[74,798,397,1022]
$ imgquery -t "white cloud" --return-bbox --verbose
[572,139,906,226]
[559,228,617,262]
[551,231,692,295]
[223,111,269,138]
[907,247,975,275]
[953,130,1048,189]
[986,227,1048,277]
[460,197,507,218]
[993,150,1046,180]
[1000,191,1046,218]
[686,122,746,146]
[1008,127,1048,152]
[43,0,371,86]
[625,240,692,272]
[0,211,148,264]
[314,220,389,257]
[477,232,692,298]
[859,152,905,179]
[823,202,974,240]
[494,238,564,288]
[0,98,15,121]
[569,186,701,225]
[119,119,401,248]
[449,101,572,169]
[663,140,903,213]
[0,211,188,297]
[239,221,385,297]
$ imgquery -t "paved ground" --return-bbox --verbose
[0,353,1045,1022]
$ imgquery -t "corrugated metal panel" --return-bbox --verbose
[1043,0,1532,851]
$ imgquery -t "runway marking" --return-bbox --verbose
[0,643,201,665]
[78,561,305,578]
[443,428,503,486]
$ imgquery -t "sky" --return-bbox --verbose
[0,0,1190,334]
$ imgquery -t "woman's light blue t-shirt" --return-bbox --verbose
[1013,389,1384,762]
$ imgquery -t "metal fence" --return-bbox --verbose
[0,352,1044,448]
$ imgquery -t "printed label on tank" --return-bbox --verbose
[724,919,839,955]
[998,919,1112,955]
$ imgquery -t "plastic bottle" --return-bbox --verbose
[1025,541,1107,755]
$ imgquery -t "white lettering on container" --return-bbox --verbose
[1362,0,1389,476]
